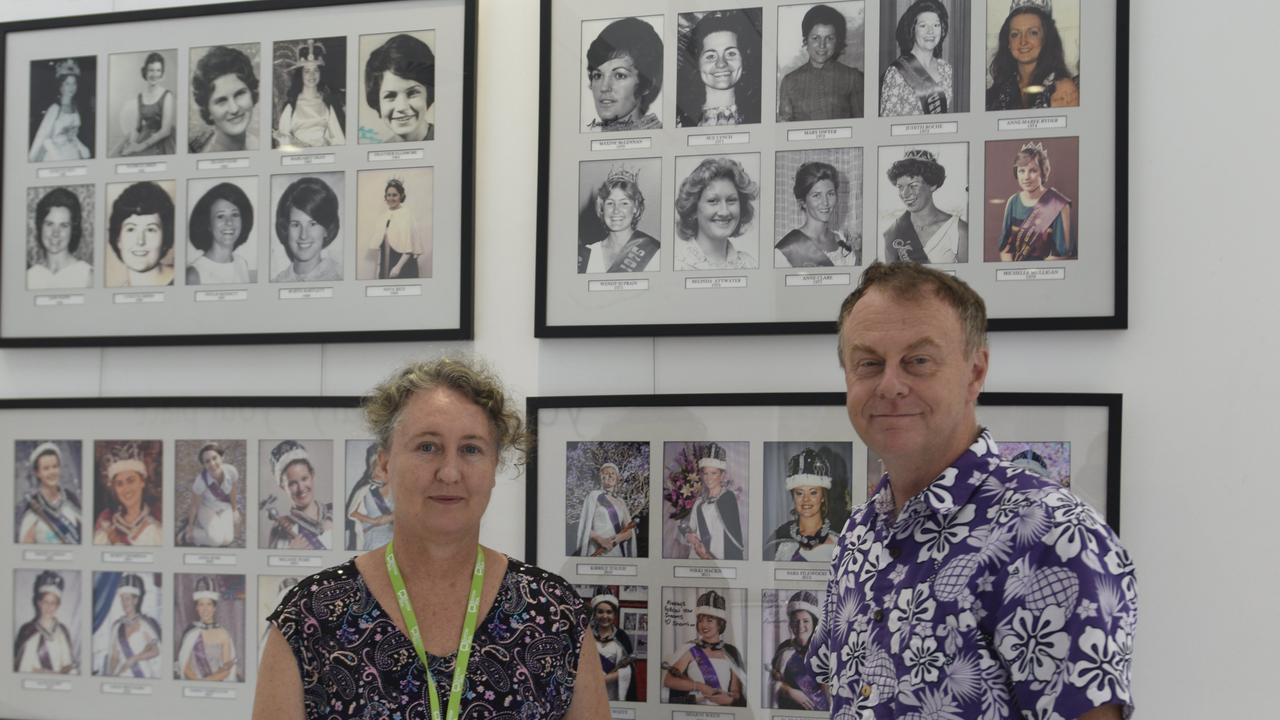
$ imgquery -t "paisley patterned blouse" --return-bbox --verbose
[268,556,588,719]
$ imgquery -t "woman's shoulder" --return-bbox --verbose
[268,557,365,621]
[504,557,586,612]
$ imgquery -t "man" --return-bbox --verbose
[777,4,864,121]
[809,262,1135,718]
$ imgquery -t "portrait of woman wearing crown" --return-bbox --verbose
[28,56,96,162]
[762,444,853,563]
[986,0,1080,111]
[272,37,346,149]
[661,588,747,706]
[878,143,969,264]
[663,441,749,561]
[357,167,432,280]
[174,574,242,682]
[92,441,164,547]
[14,569,80,674]
[990,138,1077,261]
[259,439,334,550]
[577,159,662,273]
[93,571,162,678]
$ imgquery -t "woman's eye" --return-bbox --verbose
[418,442,437,453]
[588,70,601,82]
[382,91,397,102]
[462,444,483,456]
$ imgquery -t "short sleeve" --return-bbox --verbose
[992,491,1137,718]
[265,576,307,647]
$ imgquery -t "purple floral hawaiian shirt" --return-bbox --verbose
[808,430,1136,719]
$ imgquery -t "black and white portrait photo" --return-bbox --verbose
[174,440,246,549]
[356,167,433,280]
[173,573,244,682]
[761,588,830,710]
[107,49,178,158]
[270,172,344,283]
[773,148,863,268]
[565,441,650,558]
[577,158,662,273]
[580,15,664,132]
[91,571,162,679]
[761,441,854,562]
[574,584,649,702]
[25,184,94,290]
[13,569,81,674]
[188,43,261,154]
[660,587,747,706]
[675,9,763,127]
[13,440,82,545]
[358,30,436,144]
[876,142,969,263]
[92,440,164,547]
[673,153,760,270]
[272,37,347,149]
[258,439,334,550]
[776,2,866,122]
[103,180,177,288]
[878,0,970,116]
[186,176,259,285]
[986,0,1080,111]
[28,56,96,162]
[344,439,393,551]
[661,441,749,560]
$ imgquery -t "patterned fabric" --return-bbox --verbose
[674,238,757,271]
[268,556,588,719]
[777,61,865,121]
[808,430,1136,719]
[879,60,954,117]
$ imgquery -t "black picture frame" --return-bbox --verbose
[0,0,476,347]
[535,0,1129,338]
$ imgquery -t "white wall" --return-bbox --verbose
[2,0,1277,714]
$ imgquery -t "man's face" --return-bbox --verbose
[839,287,987,469]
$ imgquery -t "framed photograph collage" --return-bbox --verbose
[0,396,409,719]
[528,391,1121,717]
[536,0,1129,336]
[0,0,476,346]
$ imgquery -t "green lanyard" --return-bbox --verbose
[385,541,485,720]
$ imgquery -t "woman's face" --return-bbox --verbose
[791,610,814,643]
[699,31,743,90]
[1008,13,1044,65]
[600,464,620,491]
[59,74,77,102]
[801,179,837,225]
[40,206,73,256]
[385,185,404,210]
[600,187,637,233]
[110,470,146,513]
[378,71,431,141]
[201,449,225,479]
[1016,161,1044,193]
[208,199,242,251]
[207,73,253,139]
[283,461,315,509]
[144,61,164,86]
[696,613,721,642]
[380,387,499,538]
[286,206,327,264]
[302,64,320,89]
[791,485,824,520]
[695,178,741,242]
[589,55,642,123]
[118,213,165,273]
[35,453,62,490]
[894,175,936,213]
[913,12,943,53]
[38,592,60,621]
[119,592,139,616]
[804,23,839,67]
[195,598,217,624]
[594,603,616,631]
[700,466,725,496]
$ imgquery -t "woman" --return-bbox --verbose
[179,443,241,548]
[104,573,161,678]
[274,39,345,149]
[266,440,333,550]
[574,462,637,557]
[272,176,342,282]
[27,187,92,290]
[14,571,76,673]
[775,161,858,268]
[107,181,175,287]
[997,140,1073,261]
[29,58,92,162]
[880,0,954,117]
[93,443,163,547]
[777,4,864,121]
[17,442,82,545]
[682,443,745,561]
[662,590,745,706]
[189,45,259,153]
[674,157,758,270]
[767,449,837,562]
[578,166,659,273]
[344,443,394,550]
[367,178,426,279]
[883,148,967,263]
[176,577,238,682]
[363,33,434,143]
[768,591,828,711]
[987,1,1079,110]
[676,10,761,127]
[254,357,608,718]
[187,182,254,285]
[585,17,663,131]
[115,52,176,157]
[591,592,633,701]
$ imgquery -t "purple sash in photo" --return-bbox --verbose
[597,494,631,557]
[892,55,948,114]
[117,622,147,678]
[37,635,53,671]
[191,631,214,678]
[370,487,392,516]
[201,472,233,504]
[785,648,829,710]
[689,646,722,694]
[290,510,327,550]
[28,495,79,543]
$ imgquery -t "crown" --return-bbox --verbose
[697,442,728,470]
[102,441,148,481]
[270,440,311,488]
[274,39,326,71]
[606,165,639,185]
[1011,0,1052,13]
[786,448,832,490]
[193,575,220,602]
[52,58,80,77]
[1019,140,1047,155]
[903,148,938,163]
[35,570,65,598]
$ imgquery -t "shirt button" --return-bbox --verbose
[872,609,884,622]
[860,684,872,699]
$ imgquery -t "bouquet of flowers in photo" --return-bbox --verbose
[663,442,707,520]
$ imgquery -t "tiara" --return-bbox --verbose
[102,442,148,481]
[606,165,639,184]
[903,148,938,163]
[52,58,80,77]
[1011,0,1052,13]
[1019,140,1047,154]
[274,39,326,71]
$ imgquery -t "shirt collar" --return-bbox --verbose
[874,429,1001,520]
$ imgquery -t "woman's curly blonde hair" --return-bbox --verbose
[363,356,531,466]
